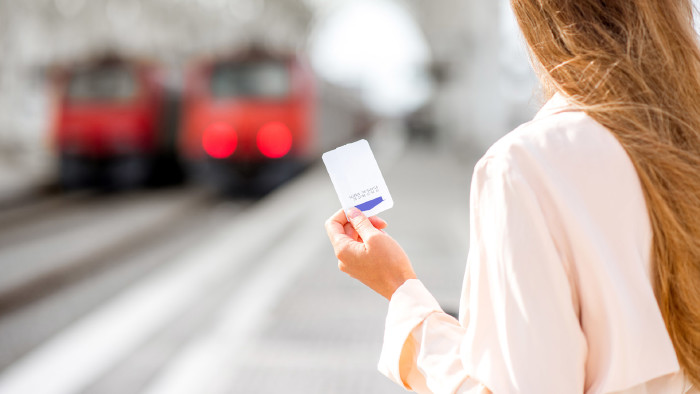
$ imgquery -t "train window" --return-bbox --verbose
[67,65,137,102]
[209,61,290,99]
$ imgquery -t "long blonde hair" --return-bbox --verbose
[511,0,700,385]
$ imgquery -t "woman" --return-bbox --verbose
[325,0,700,393]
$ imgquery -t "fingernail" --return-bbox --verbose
[347,207,362,219]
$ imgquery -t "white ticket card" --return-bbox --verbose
[322,139,393,217]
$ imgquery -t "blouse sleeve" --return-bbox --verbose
[377,156,587,393]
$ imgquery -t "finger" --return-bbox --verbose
[331,231,365,261]
[325,208,350,234]
[369,216,387,230]
[326,210,366,256]
[343,222,360,241]
[325,209,349,242]
[346,207,380,240]
[330,209,349,225]
[330,232,354,259]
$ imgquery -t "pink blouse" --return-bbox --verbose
[378,94,696,393]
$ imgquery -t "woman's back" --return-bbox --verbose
[510,0,700,387]
[462,94,692,392]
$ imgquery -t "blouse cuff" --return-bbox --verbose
[378,279,443,389]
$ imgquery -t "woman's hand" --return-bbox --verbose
[324,208,417,300]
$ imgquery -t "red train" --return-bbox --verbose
[179,50,316,194]
[51,57,180,189]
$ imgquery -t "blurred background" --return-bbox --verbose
[0,0,539,393]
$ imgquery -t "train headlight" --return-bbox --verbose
[257,122,292,159]
[203,122,238,159]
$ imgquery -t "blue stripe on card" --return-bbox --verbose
[355,196,384,211]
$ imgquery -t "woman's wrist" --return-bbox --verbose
[386,274,418,301]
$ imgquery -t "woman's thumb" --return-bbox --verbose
[347,207,379,240]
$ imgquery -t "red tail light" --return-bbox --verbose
[257,122,292,159]
[203,122,237,159]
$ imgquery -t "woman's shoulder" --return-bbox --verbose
[477,95,631,185]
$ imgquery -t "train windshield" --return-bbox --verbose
[67,65,138,102]
[210,61,290,99]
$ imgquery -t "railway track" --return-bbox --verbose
[0,191,94,234]
[0,186,245,370]
[0,188,220,314]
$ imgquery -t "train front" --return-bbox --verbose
[52,58,169,189]
[180,52,315,194]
